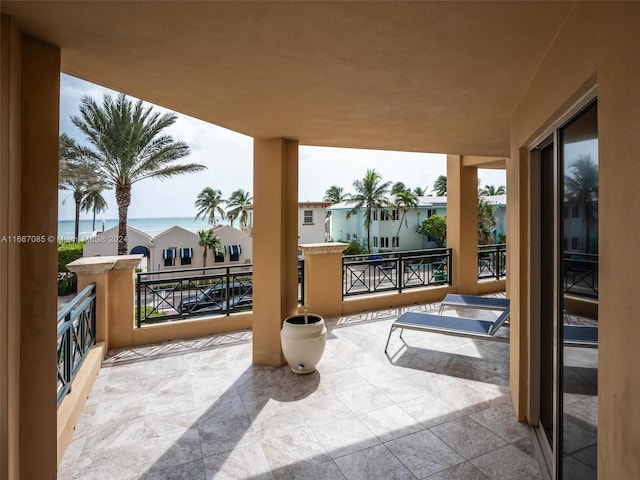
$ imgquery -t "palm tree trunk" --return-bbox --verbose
[92,210,96,232]
[393,211,406,251]
[74,191,82,242]
[115,184,131,255]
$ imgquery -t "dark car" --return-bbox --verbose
[178,281,251,313]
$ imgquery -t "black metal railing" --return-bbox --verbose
[563,252,598,298]
[478,244,507,280]
[136,260,305,327]
[342,248,452,297]
[57,283,96,406]
[136,265,254,326]
[298,259,305,306]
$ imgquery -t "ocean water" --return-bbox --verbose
[58,217,217,240]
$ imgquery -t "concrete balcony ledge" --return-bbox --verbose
[299,242,349,255]
[67,254,143,275]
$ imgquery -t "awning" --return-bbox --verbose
[228,245,242,256]
[179,247,193,259]
[163,247,177,260]
[130,245,150,257]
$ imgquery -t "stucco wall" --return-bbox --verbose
[82,225,152,258]
[509,3,640,478]
[298,205,327,244]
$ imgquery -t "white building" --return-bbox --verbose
[83,224,252,271]
[243,202,331,244]
[328,195,507,252]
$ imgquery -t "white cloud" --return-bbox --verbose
[58,74,505,221]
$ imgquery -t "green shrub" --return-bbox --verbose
[58,242,85,273]
[343,240,368,255]
[58,242,85,272]
[57,272,77,296]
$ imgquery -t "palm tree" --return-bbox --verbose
[479,184,506,196]
[225,189,253,227]
[323,185,350,203]
[478,197,497,245]
[72,93,206,254]
[346,169,391,252]
[198,229,216,266]
[391,182,407,195]
[59,133,97,241]
[413,186,426,197]
[195,188,226,226]
[565,154,598,253]
[432,175,447,196]
[81,180,109,231]
[392,190,419,250]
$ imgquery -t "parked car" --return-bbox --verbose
[178,281,251,313]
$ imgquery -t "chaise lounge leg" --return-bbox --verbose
[384,326,396,353]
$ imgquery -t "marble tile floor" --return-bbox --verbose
[58,300,546,480]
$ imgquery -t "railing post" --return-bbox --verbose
[225,266,231,316]
[136,273,141,328]
[63,314,72,395]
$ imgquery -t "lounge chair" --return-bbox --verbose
[384,302,511,353]
[437,294,509,314]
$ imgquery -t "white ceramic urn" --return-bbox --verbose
[280,313,327,374]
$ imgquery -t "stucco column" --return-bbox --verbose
[252,138,299,366]
[67,255,142,350]
[299,243,349,319]
[0,21,60,479]
[447,154,478,295]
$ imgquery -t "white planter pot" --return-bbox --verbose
[281,313,327,374]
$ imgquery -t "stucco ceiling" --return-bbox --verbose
[2,1,575,156]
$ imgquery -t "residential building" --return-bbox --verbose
[2,3,639,479]
[329,195,507,251]
[243,201,331,244]
[83,224,252,270]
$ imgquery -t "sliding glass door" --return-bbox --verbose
[532,101,598,479]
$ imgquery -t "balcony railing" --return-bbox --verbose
[136,260,305,326]
[478,244,507,280]
[342,248,452,297]
[564,252,598,298]
[57,283,96,406]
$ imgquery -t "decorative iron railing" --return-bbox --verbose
[136,260,305,327]
[478,244,507,280]
[57,283,96,406]
[342,248,452,297]
[563,252,598,298]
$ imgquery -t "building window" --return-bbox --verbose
[380,237,389,248]
[352,234,357,242]
[571,205,579,218]
[392,236,399,248]
[373,210,378,221]
[228,244,242,261]
[163,247,177,267]
[392,209,399,221]
[179,247,193,266]
[373,237,378,247]
[346,233,351,241]
[427,209,436,218]
[303,210,313,224]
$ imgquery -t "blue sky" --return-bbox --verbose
[58,74,505,221]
